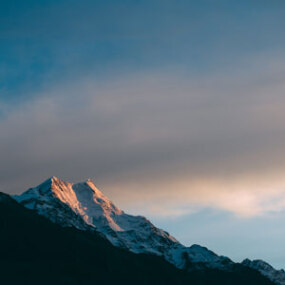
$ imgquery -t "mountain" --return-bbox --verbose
[14,176,178,253]
[13,176,232,270]
[0,191,275,285]
[12,176,285,284]
[242,259,285,285]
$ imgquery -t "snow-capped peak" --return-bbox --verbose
[14,177,179,254]
[15,176,124,230]
[14,176,285,285]
[13,176,233,270]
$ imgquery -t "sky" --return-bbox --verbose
[1,0,285,268]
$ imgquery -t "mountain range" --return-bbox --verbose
[1,176,284,284]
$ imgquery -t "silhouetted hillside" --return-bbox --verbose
[0,192,274,285]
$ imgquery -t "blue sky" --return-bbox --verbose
[1,0,285,268]
[2,0,285,103]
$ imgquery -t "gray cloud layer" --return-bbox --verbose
[1,56,285,216]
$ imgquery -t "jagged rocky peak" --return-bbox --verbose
[242,259,285,285]
[15,176,124,227]
[14,176,180,254]
[18,176,68,197]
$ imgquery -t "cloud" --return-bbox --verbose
[104,170,285,218]
[1,57,285,218]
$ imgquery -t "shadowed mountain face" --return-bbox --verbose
[0,192,274,285]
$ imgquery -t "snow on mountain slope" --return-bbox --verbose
[14,177,90,230]
[168,244,233,271]
[13,176,283,282]
[14,177,179,255]
[242,259,285,285]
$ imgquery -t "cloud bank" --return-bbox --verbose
[1,57,285,218]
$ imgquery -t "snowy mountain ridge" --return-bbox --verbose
[242,259,285,285]
[15,176,180,254]
[13,176,285,284]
